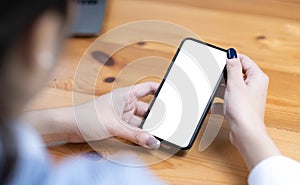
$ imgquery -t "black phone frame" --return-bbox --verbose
[140,38,227,150]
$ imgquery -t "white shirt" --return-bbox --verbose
[249,156,300,185]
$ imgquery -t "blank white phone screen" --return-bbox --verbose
[142,39,227,148]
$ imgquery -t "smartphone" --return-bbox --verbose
[141,38,227,150]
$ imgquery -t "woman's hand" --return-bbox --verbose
[74,82,160,149]
[225,54,281,170]
[23,82,160,149]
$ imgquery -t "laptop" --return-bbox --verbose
[71,0,107,36]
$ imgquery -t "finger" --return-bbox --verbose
[123,97,137,112]
[238,54,268,86]
[226,57,244,86]
[239,54,262,75]
[115,124,160,149]
[128,115,143,127]
[130,82,160,98]
[135,101,150,117]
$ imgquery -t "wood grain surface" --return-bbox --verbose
[26,0,300,184]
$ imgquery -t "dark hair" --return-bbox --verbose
[0,1,69,184]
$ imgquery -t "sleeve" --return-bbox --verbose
[10,123,166,185]
[46,155,167,185]
[248,155,300,185]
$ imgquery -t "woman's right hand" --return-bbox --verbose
[224,54,281,170]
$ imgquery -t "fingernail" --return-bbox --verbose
[146,136,160,149]
[227,48,237,59]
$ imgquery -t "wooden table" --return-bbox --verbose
[27,0,300,184]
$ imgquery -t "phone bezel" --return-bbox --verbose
[141,38,227,150]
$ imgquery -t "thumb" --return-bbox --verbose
[226,55,244,86]
[116,124,161,149]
